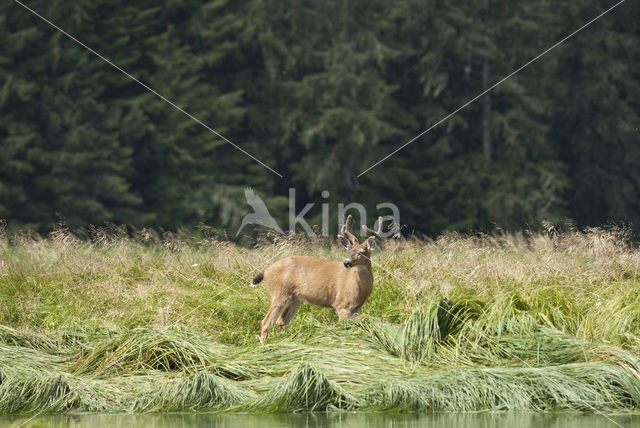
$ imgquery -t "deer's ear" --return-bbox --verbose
[338,235,353,250]
[366,237,376,251]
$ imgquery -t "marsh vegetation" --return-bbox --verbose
[0,226,639,414]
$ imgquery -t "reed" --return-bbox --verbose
[0,226,638,414]
[137,371,254,412]
[245,363,357,412]
[73,327,253,379]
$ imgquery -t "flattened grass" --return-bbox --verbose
[366,363,640,412]
[1,315,640,414]
[73,328,252,379]
[0,366,123,413]
[0,227,639,414]
[246,363,357,412]
[137,371,254,412]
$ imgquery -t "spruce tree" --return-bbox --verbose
[0,0,142,230]
[553,0,640,229]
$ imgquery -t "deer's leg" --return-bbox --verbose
[260,299,290,343]
[276,299,302,331]
[337,308,352,321]
[349,304,363,320]
[337,305,362,321]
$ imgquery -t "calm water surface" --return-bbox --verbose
[2,412,640,428]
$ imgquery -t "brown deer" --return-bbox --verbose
[252,215,383,343]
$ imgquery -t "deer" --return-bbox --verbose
[251,215,384,343]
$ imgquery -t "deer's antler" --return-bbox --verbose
[339,215,358,246]
[362,216,383,238]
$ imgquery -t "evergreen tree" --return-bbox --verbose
[0,0,142,230]
[83,0,263,229]
[438,0,567,230]
[553,0,640,229]
[1,0,638,236]
[244,0,400,203]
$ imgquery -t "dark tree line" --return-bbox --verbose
[1,0,639,236]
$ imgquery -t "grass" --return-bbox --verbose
[244,363,357,412]
[136,371,255,412]
[73,328,252,379]
[0,226,639,414]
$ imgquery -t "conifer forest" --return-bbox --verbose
[1,0,639,236]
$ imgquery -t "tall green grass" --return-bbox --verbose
[0,226,639,414]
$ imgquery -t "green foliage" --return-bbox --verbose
[553,1,640,227]
[1,0,639,234]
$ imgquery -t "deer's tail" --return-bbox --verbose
[250,271,264,287]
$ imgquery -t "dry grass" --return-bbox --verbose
[0,226,639,414]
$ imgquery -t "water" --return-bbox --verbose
[2,413,640,428]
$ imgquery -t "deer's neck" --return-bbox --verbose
[355,261,373,282]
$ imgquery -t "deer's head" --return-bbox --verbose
[338,215,383,268]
